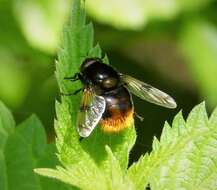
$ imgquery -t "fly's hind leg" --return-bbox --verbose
[134,112,144,122]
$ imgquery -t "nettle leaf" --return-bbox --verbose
[127,102,217,190]
[32,0,217,190]
[0,101,71,190]
[0,102,15,149]
[36,0,136,189]
[5,117,44,190]
[126,153,150,190]
[35,164,107,190]
[0,101,15,190]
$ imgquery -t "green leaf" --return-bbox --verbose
[149,103,217,190]
[5,128,42,190]
[126,153,150,190]
[36,144,75,190]
[0,100,71,190]
[35,146,134,190]
[127,102,217,190]
[179,20,217,108]
[171,111,187,136]
[0,151,7,190]
[4,115,70,190]
[16,115,47,158]
[0,101,15,190]
[0,101,15,144]
[55,0,136,170]
[35,164,107,190]
[36,0,136,189]
[186,102,208,129]
[104,145,135,189]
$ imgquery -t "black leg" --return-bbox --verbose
[73,88,83,95]
[134,112,144,122]
[64,73,80,82]
[60,88,82,96]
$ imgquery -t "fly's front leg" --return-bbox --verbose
[64,73,80,82]
[62,73,84,96]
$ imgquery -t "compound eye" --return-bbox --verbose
[102,78,118,89]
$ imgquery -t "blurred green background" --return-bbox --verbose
[1,0,217,162]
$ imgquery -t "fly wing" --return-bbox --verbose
[77,87,106,137]
[120,74,177,109]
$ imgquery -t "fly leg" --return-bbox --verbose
[64,73,80,82]
[134,112,144,122]
[62,73,83,96]
[60,88,82,96]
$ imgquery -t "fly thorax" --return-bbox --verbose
[100,77,120,91]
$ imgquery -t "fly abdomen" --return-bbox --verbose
[100,86,134,133]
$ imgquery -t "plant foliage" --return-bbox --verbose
[127,102,217,190]
[34,1,217,190]
[36,0,136,189]
[0,101,70,190]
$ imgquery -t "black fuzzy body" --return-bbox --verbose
[80,58,133,122]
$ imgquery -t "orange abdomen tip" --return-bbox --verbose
[99,109,134,133]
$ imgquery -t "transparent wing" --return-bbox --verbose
[120,74,177,109]
[77,87,106,137]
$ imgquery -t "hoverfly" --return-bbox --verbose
[64,57,177,137]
